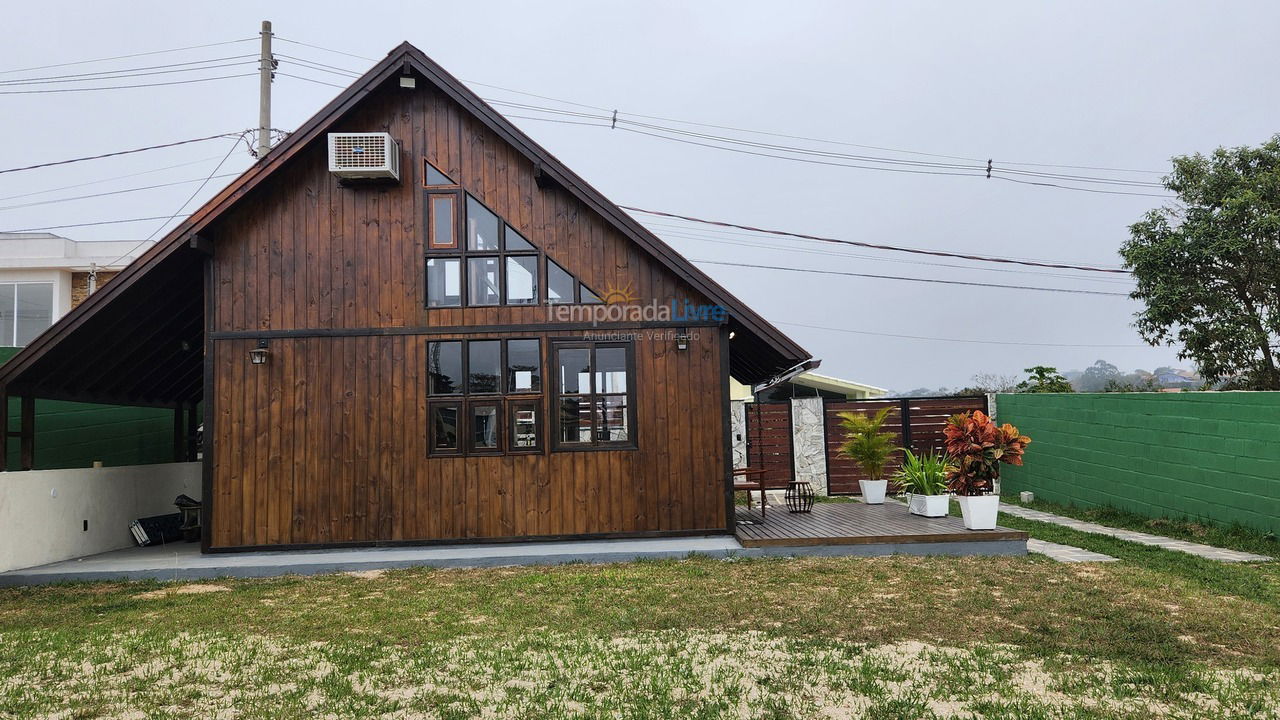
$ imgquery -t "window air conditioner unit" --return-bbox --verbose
[328,132,400,181]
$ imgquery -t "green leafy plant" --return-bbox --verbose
[894,450,953,496]
[836,407,899,482]
[942,410,1031,496]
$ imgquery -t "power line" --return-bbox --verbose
[0,173,242,212]
[0,60,257,88]
[0,132,246,175]
[776,320,1150,348]
[0,37,257,76]
[105,134,249,267]
[2,217,176,233]
[484,98,1171,195]
[0,54,258,85]
[623,206,1130,274]
[649,224,1135,285]
[274,37,377,62]
[277,71,346,89]
[0,155,226,202]
[0,72,256,95]
[692,259,1129,296]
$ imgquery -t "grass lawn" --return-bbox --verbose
[1001,493,1280,557]
[2,534,1279,718]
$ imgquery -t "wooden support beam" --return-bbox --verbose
[0,388,7,472]
[20,396,34,471]
[173,403,185,463]
[187,402,199,461]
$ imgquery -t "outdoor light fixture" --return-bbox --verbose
[728,330,735,340]
[675,331,690,351]
[248,339,270,366]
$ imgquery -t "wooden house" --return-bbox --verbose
[0,43,812,552]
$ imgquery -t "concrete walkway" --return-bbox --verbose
[1001,505,1272,562]
[1026,538,1117,563]
[0,529,1027,587]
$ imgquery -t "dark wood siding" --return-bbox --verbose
[210,330,724,548]
[207,82,727,549]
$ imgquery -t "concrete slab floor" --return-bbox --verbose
[0,534,1027,587]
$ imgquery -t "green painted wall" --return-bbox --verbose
[996,392,1280,535]
[1,347,176,471]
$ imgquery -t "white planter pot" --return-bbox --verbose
[907,493,950,518]
[859,479,887,504]
[957,494,1000,530]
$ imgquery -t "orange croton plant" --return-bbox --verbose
[941,410,1031,496]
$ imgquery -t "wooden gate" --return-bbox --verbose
[824,395,988,495]
[744,402,794,488]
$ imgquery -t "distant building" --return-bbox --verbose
[1155,370,1199,388]
[0,233,139,347]
[731,371,888,402]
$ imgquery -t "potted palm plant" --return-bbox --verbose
[837,407,898,504]
[894,450,952,518]
[942,410,1031,530]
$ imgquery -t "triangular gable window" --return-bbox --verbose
[426,189,603,308]
[424,160,455,187]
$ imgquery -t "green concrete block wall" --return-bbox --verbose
[996,392,1280,535]
[1,347,175,471]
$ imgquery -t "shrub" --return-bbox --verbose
[836,407,899,482]
[894,450,952,496]
[942,410,1030,496]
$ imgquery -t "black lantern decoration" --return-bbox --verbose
[675,331,691,351]
[248,339,270,366]
[785,480,815,513]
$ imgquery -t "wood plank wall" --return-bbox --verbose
[209,329,725,548]
[207,81,728,548]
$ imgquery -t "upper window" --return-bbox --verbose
[553,341,635,449]
[424,183,599,309]
[424,160,456,187]
[0,282,54,347]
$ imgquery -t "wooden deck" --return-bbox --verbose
[733,501,1028,548]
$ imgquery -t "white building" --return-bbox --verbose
[0,233,140,347]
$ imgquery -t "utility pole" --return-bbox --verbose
[257,20,273,158]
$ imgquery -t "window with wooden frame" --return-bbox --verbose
[553,340,636,450]
[423,160,598,309]
[427,338,544,455]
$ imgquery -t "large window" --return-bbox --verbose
[427,338,543,455]
[423,161,594,309]
[0,282,54,347]
[553,341,635,449]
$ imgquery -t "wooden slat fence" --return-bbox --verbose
[824,396,988,495]
[744,402,794,489]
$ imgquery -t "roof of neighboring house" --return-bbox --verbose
[793,372,888,397]
[0,42,811,404]
[0,233,139,272]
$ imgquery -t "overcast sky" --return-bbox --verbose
[3,1,1277,391]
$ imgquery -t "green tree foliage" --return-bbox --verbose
[1015,366,1074,393]
[1077,359,1122,392]
[1121,136,1280,390]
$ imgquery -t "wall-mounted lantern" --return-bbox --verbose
[675,331,691,351]
[248,339,270,366]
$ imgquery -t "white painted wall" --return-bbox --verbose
[0,462,201,573]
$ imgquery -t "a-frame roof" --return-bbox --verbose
[0,42,811,401]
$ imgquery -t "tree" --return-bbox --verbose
[968,372,1020,393]
[1077,359,1121,392]
[1121,136,1280,390]
[1015,366,1074,393]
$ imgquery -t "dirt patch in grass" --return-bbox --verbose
[134,583,231,600]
